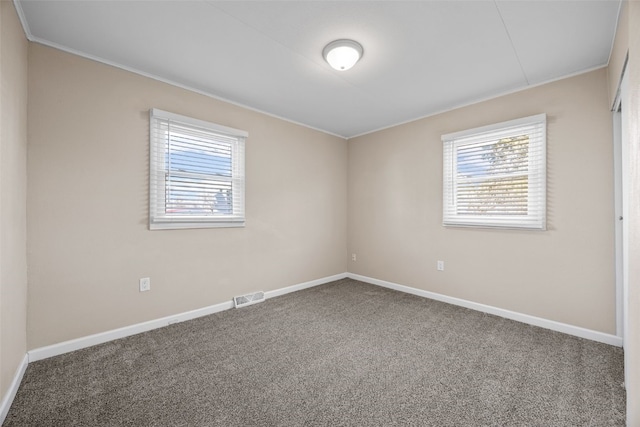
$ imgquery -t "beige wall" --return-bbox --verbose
[18,9,632,418]
[0,0,28,403]
[348,68,615,334]
[27,44,347,349]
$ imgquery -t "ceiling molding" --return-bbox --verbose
[349,63,609,140]
[14,0,620,139]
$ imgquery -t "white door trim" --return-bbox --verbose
[612,68,629,390]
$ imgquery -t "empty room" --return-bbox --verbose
[1,0,639,425]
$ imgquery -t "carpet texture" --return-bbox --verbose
[4,279,626,426]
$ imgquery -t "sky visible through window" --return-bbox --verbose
[455,136,529,216]
[165,132,233,216]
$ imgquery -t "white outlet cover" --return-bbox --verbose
[139,277,151,292]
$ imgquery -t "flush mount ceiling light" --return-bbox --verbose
[323,39,363,71]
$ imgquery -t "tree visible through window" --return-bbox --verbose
[442,114,546,230]
[149,109,247,230]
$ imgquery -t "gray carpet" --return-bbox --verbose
[4,278,626,426]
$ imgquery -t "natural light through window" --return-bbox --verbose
[442,114,546,230]
[149,109,247,230]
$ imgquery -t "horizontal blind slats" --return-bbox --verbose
[442,114,546,230]
[150,109,246,229]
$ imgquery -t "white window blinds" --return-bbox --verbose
[149,109,247,230]
[442,114,546,230]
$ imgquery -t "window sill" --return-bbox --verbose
[149,221,245,230]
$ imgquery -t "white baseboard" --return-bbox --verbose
[264,273,348,299]
[28,300,234,362]
[0,354,28,425]
[28,272,348,362]
[23,269,621,379]
[348,273,623,347]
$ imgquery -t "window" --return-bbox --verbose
[442,114,546,230]
[149,109,247,230]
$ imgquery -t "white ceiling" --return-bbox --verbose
[16,0,621,138]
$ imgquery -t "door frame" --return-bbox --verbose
[612,65,628,388]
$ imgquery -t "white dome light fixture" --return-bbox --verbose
[323,39,363,71]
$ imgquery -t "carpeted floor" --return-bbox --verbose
[4,278,626,426]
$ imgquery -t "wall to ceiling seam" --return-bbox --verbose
[0,1,633,421]
[27,43,348,349]
[348,68,616,335]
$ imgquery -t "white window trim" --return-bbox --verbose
[149,108,247,230]
[442,114,546,230]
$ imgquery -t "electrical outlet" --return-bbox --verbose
[437,261,444,271]
[139,277,151,292]
[352,253,357,262]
